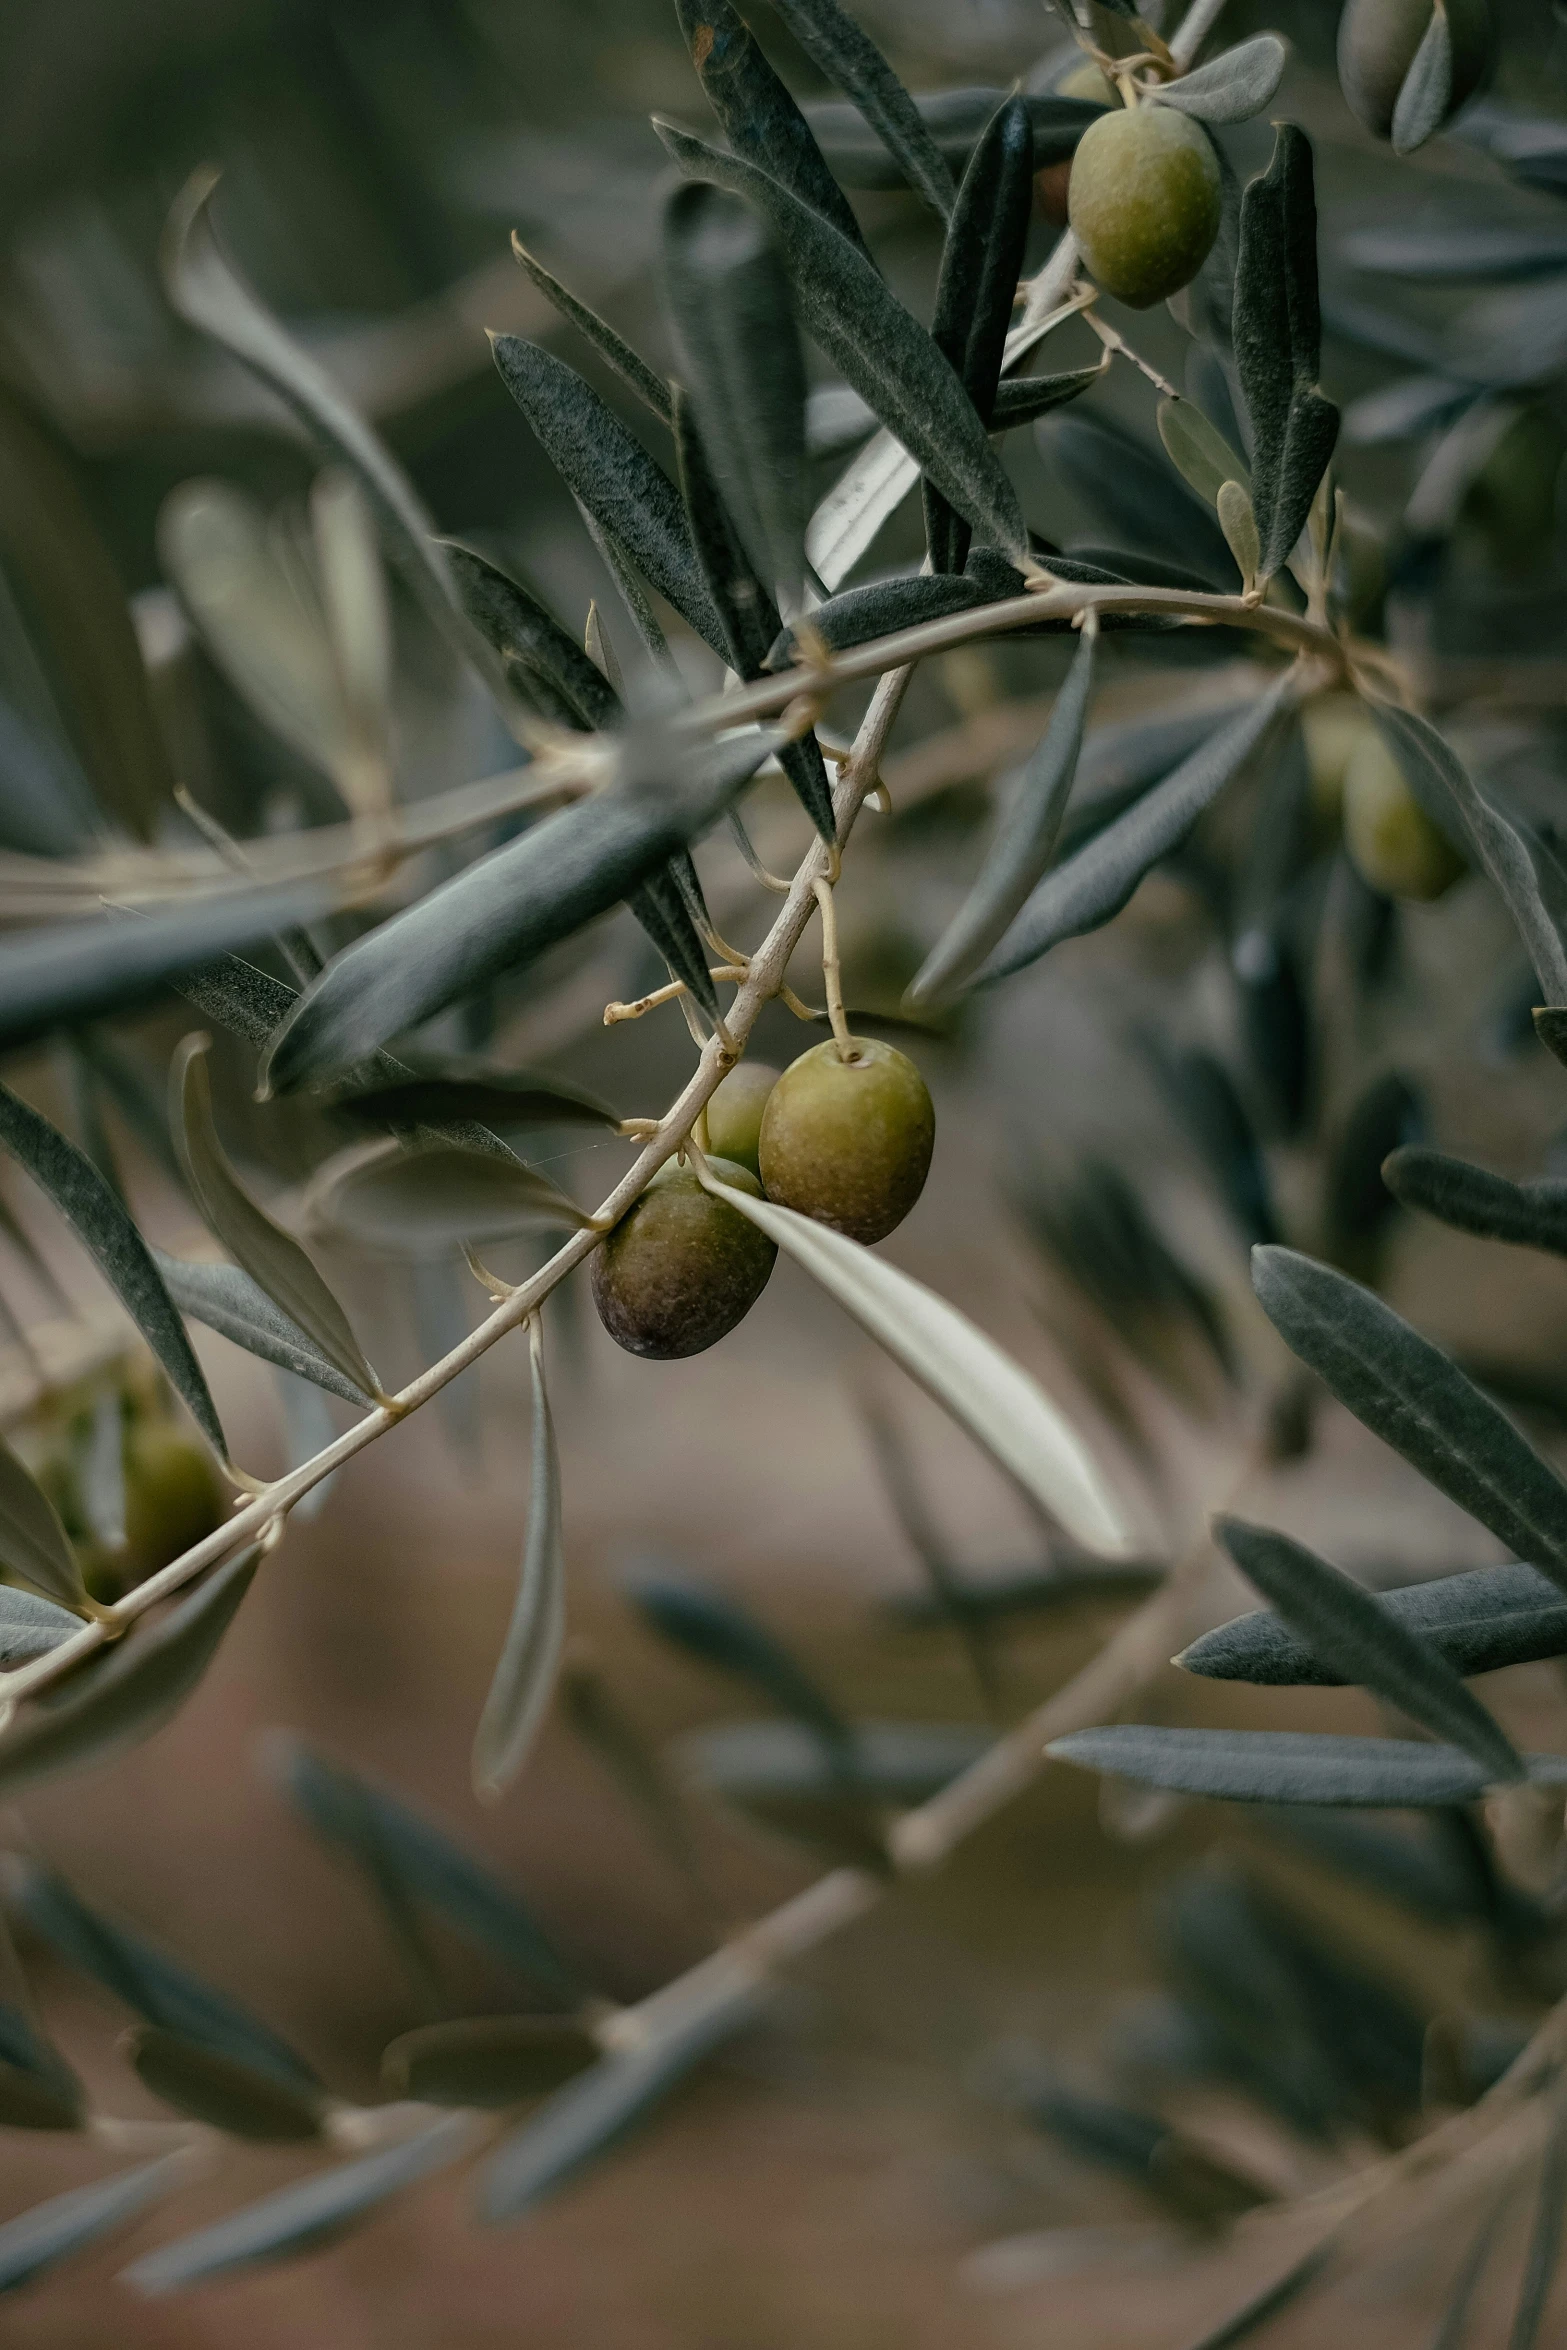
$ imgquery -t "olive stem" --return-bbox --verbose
[1082,299,1180,400]
[811,875,855,1061]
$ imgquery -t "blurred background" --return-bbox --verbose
[4,0,1567,2341]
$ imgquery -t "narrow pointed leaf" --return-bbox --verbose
[673,0,872,261]
[910,621,1097,1003]
[443,542,620,732]
[702,1175,1130,1556]
[510,236,672,423]
[155,1252,369,1403]
[1372,705,1567,1004]
[770,0,954,217]
[0,1434,87,1613]
[310,471,394,821]
[979,677,1297,982]
[126,2029,325,2141]
[1181,1561,1567,1687]
[491,337,726,658]
[175,1037,377,1399]
[124,2115,481,2294]
[807,426,918,591]
[332,1064,618,1137]
[1157,397,1251,508]
[7,1860,320,2089]
[1385,1147,1567,1258]
[480,1975,765,2221]
[627,866,721,1019]
[679,1717,988,1806]
[990,365,1105,430]
[655,120,1030,567]
[0,1588,80,1667]
[269,1737,580,2004]
[1213,1517,1524,1781]
[1048,1726,1567,1807]
[306,1139,589,1258]
[663,182,809,606]
[1391,3,1453,156]
[1234,128,1339,576]
[1253,1246,1567,1584]
[262,726,780,1094]
[473,1322,567,1799]
[626,1570,853,1759]
[1152,35,1288,124]
[0,2154,191,2294]
[805,88,1101,185]
[768,572,986,667]
[1216,482,1260,590]
[0,1545,260,1801]
[383,2015,598,2106]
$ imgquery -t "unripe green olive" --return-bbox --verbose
[703,1064,779,1180]
[1342,732,1466,902]
[1037,69,1118,227]
[121,1423,227,1584]
[1058,59,1121,107]
[1301,694,1372,826]
[592,1158,776,1360]
[758,1037,934,1244]
[1067,106,1221,310]
[1337,0,1495,140]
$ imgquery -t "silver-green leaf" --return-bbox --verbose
[1048,1726,1567,1807]
[472,1320,567,1800]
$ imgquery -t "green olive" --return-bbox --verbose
[703,1064,779,1180]
[1342,732,1466,902]
[1301,695,1372,826]
[121,1424,227,1583]
[592,1158,776,1360]
[757,1037,934,1244]
[1067,106,1221,310]
[1057,60,1120,107]
[1337,0,1495,139]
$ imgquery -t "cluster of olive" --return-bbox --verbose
[592,1039,935,1360]
[39,1384,227,1604]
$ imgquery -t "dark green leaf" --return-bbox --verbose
[677,1716,989,1805]
[306,1138,589,1257]
[1048,1726,1567,1806]
[127,2029,324,2141]
[663,182,809,606]
[923,94,1033,573]
[0,2154,191,2293]
[626,1569,854,1763]
[979,680,1296,982]
[0,1434,87,1613]
[909,620,1096,1003]
[1252,1247,1567,1585]
[261,725,780,1094]
[383,2015,598,2107]
[1372,705,1567,1004]
[268,1736,580,2005]
[1213,1516,1524,1782]
[1156,34,1288,125]
[804,89,1100,186]
[473,1320,566,1799]
[332,1063,619,1138]
[989,365,1106,430]
[883,1562,1163,1626]
[175,1037,378,1400]
[1324,1072,1423,1273]
[1509,2097,1567,2350]
[123,2115,479,2293]
[1181,1560,1567,1687]
[0,1546,260,1801]
[490,338,725,658]
[627,865,721,1019]
[767,572,986,668]
[1039,409,1234,585]
[479,1975,765,2221]
[673,0,873,261]
[1384,1147,1567,1258]
[0,1083,230,1460]
[443,542,620,731]
[7,1860,320,2090]
[1391,3,1452,156]
[509,237,672,423]
[770,0,954,216]
[1145,1042,1278,1248]
[654,119,1030,568]
[0,1588,80,1667]
[1234,126,1339,577]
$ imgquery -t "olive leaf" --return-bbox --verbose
[472,1320,567,1801]
[678,1718,988,1808]
[1213,1517,1524,1783]
[1040,409,1235,584]
[768,572,988,668]
[479,1975,766,2222]
[663,182,809,609]
[628,863,721,1019]
[804,87,1100,187]
[0,2154,193,2295]
[490,338,727,659]
[174,1036,378,1400]
[1216,483,1260,594]
[510,236,673,424]
[1157,397,1252,508]
[1150,34,1287,125]
[0,1083,227,1462]
[0,1436,89,1615]
[654,120,1031,569]
[332,1063,618,1138]
[383,2015,599,2107]
[1383,1146,1567,1258]
[807,427,921,592]
[126,2029,325,2142]
[1047,1726,1567,1807]
[626,1569,855,1764]
[1391,1,1453,156]
[6,1859,322,2090]
[990,365,1106,429]
[672,0,873,263]
[153,1252,363,1404]
[923,94,1034,575]
[908,620,1097,1004]
[123,2115,482,2294]
[444,541,621,731]
[1233,126,1340,579]
[700,1176,1131,1557]
[771,0,954,217]
[308,468,394,819]
[267,1735,581,2004]
[1252,1246,1567,1584]
[978,676,1298,983]
[0,1546,260,1801]
[0,1589,80,1668]
[1370,704,1567,1005]
[260,724,781,1094]
[305,1139,589,1260]
[1180,1560,1567,1687]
